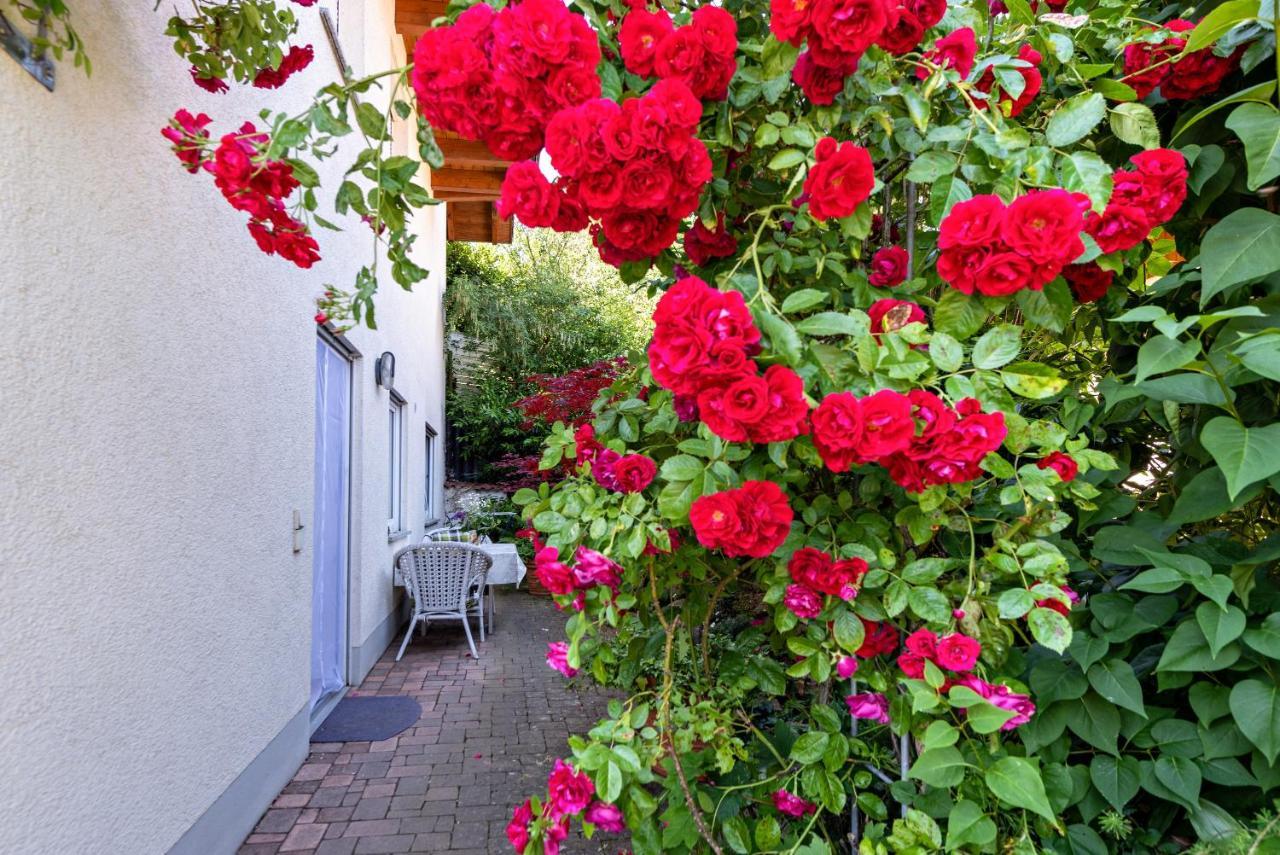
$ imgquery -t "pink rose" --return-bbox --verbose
[584,801,626,832]
[845,692,890,724]
[546,759,594,818]
[772,789,817,817]
[546,642,578,677]
[784,584,823,619]
[836,656,859,678]
[573,546,622,591]
[934,632,981,672]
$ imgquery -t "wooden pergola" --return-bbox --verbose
[396,0,513,243]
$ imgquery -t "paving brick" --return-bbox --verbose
[241,592,624,854]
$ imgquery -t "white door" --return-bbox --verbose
[311,336,352,712]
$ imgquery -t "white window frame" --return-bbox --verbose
[424,422,439,524]
[388,392,406,538]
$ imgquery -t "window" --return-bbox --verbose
[424,423,438,522]
[388,394,405,536]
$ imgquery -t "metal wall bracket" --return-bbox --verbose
[1,9,55,91]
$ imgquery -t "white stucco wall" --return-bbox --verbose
[0,3,444,852]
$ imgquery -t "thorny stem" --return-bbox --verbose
[700,565,746,677]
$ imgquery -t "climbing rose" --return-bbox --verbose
[697,365,810,444]
[619,8,674,77]
[653,6,739,101]
[1085,149,1187,254]
[546,642,578,677]
[573,547,622,591]
[868,246,910,287]
[788,548,866,598]
[876,4,927,54]
[1123,19,1239,101]
[856,618,900,658]
[542,817,569,855]
[253,44,314,88]
[792,50,856,103]
[648,275,761,396]
[190,68,228,93]
[161,109,213,173]
[784,584,823,618]
[812,389,915,472]
[507,800,533,853]
[497,161,561,228]
[808,0,892,65]
[584,801,626,833]
[689,481,794,558]
[611,454,658,492]
[535,547,577,596]
[684,215,739,266]
[837,656,860,678]
[545,759,594,818]
[934,632,982,671]
[804,137,875,221]
[917,27,976,79]
[846,692,891,723]
[1063,262,1114,303]
[953,676,1035,729]
[1038,451,1079,482]
[773,789,818,817]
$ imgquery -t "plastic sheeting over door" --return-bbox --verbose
[312,336,351,712]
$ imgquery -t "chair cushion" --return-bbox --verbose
[430,529,478,543]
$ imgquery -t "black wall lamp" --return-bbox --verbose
[375,352,396,391]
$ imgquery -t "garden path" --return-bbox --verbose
[238,591,624,855]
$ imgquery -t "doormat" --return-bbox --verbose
[310,695,422,743]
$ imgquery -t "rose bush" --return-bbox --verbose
[126,0,1280,848]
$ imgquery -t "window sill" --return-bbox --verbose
[423,517,442,529]
[388,529,412,544]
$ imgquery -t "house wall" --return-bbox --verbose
[0,3,444,853]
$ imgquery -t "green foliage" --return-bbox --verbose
[4,0,89,73]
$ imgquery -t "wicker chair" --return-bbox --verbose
[394,543,492,660]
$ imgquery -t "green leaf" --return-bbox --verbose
[1224,103,1280,191]
[910,746,968,787]
[946,800,997,850]
[909,587,951,623]
[1002,362,1067,399]
[1197,603,1246,658]
[1028,606,1072,653]
[1200,417,1280,500]
[1136,373,1230,407]
[984,757,1055,821]
[1157,619,1241,672]
[1153,757,1203,811]
[1015,278,1074,332]
[1230,680,1280,763]
[1059,151,1113,210]
[355,101,386,139]
[768,148,806,170]
[1173,81,1276,143]
[933,289,988,339]
[1046,92,1107,147]
[780,288,827,313]
[1200,208,1280,306]
[928,331,963,372]
[905,151,957,183]
[660,455,704,482]
[972,324,1021,369]
[1242,613,1280,657]
[795,312,864,337]
[1087,660,1146,717]
[790,731,830,764]
[833,610,866,652]
[1184,0,1259,52]
[1135,336,1201,383]
[998,588,1036,619]
[1089,755,1141,810]
[1110,102,1161,149]
[1068,693,1121,754]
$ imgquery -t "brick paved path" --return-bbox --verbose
[239,590,625,855]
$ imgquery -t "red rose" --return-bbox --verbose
[975,44,1041,117]
[693,6,739,57]
[936,245,990,294]
[684,215,739,266]
[613,454,657,492]
[868,298,926,336]
[689,480,794,558]
[809,0,891,61]
[497,160,561,228]
[858,389,915,458]
[1123,36,1178,99]
[253,43,314,89]
[162,109,212,173]
[811,392,866,472]
[698,365,810,443]
[190,68,229,93]
[1063,263,1114,303]
[905,0,947,27]
[793,50,856,104]
[621,158,675,210]
[904,628,938,658]
[771,0,816,44]
[649,276,761,395]
[1131,149,1188,223]
[938,195,1005,248]
[1037,451,1078,482]
[855,618,900,658]
[1161,40,1238,100]
[934,632,981,671]
[545,758,595,818]
[535,547,577,596]
[974,251,1041,297]
[803,137,875,221]
[917,27,976,79]
[619,8,674,77]
[1085,202,1152,254]
[654,9,738,101]
[897,653,927,678]
[1003,189,1084,266]
[875,5,925,54]
[868,245,910,287]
